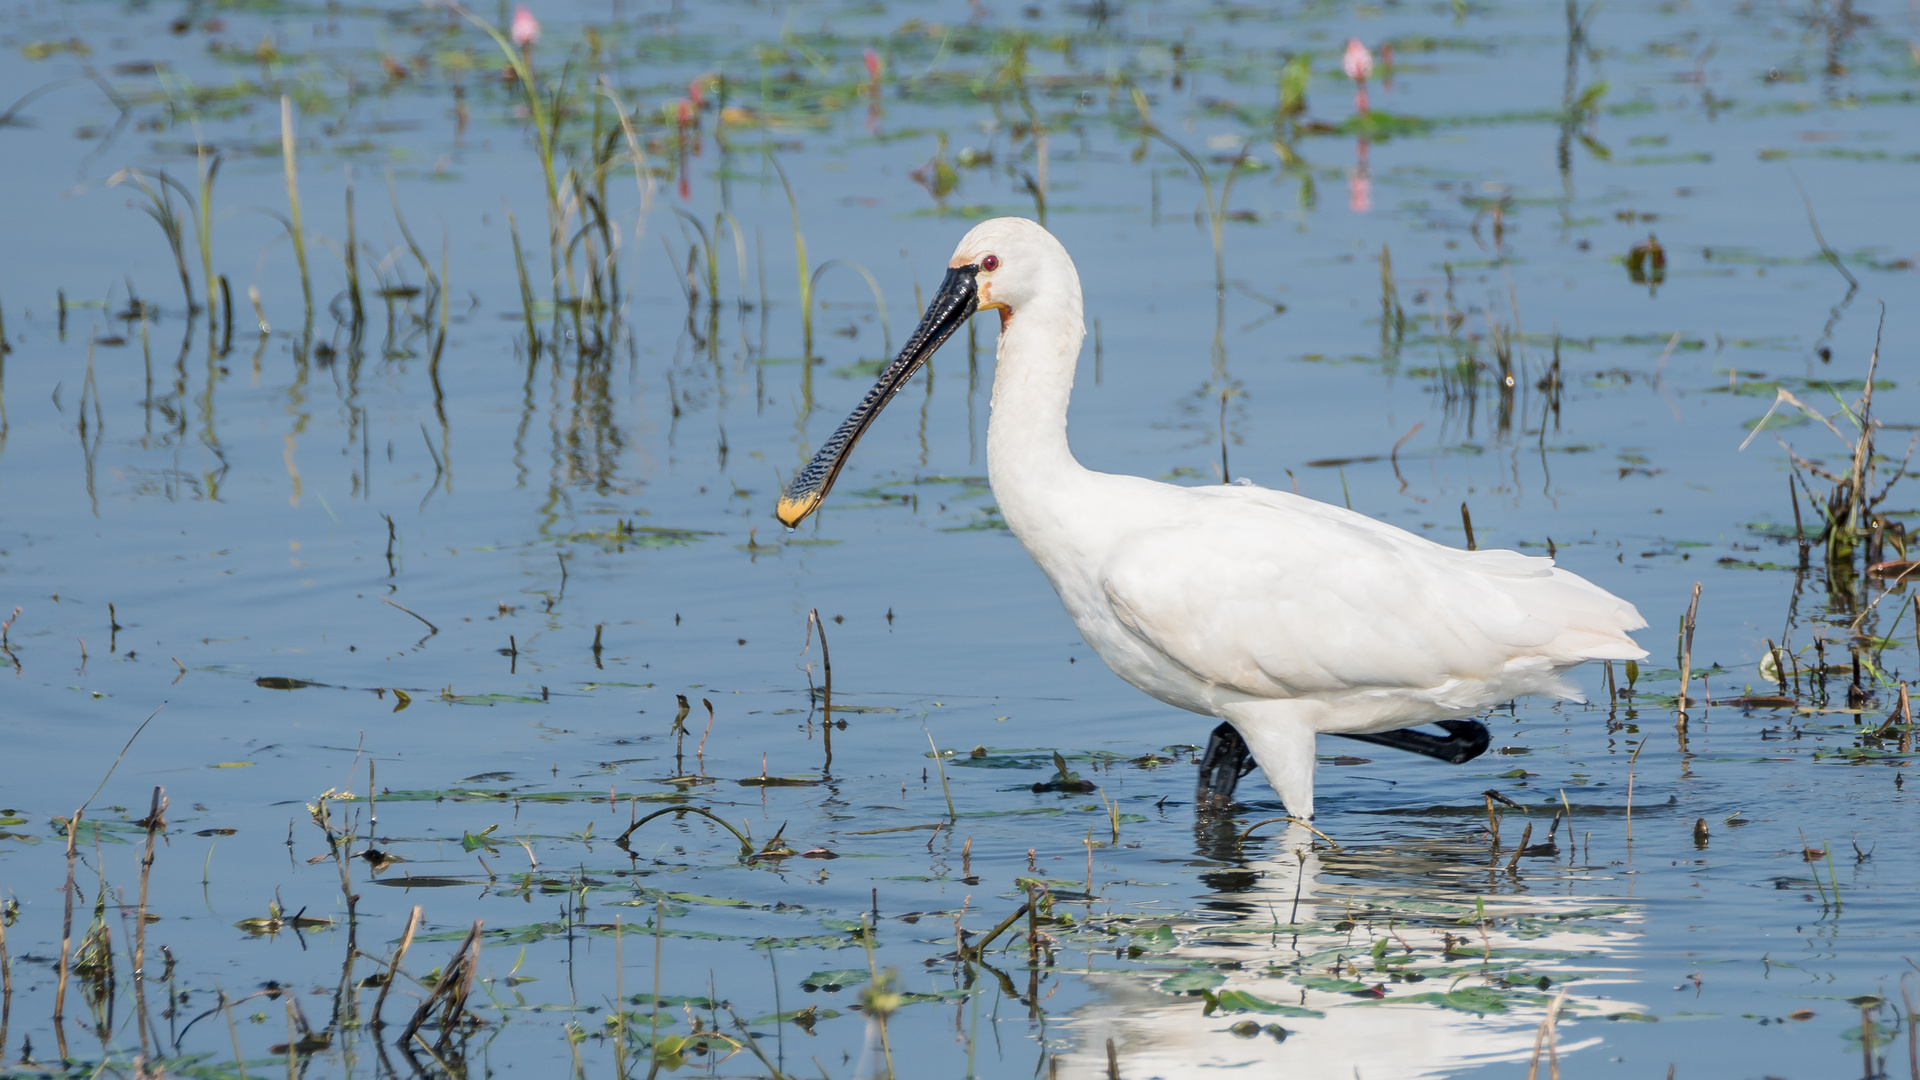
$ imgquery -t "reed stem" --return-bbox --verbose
[344,167,365,338]
[770,156,813,366]
[197,145,220,336]
[280,96,313,334]
[1677,582,1702,726]
[508,210,539,353]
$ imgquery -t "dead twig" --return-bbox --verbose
[52,805,82,1055]
[1505,822,1533,871]
[83,703,168,811]
[1525,987,1569,1080]
[1677,583,1701,725]
[1789,169,1858,289]
[1625,738,1649,845]
[133,785,168,1055]
[373,906,423,1028]
[400,918,483,1050]
[805,608,834,770]
[614,805,753,859]
[380,596,439,635]
[961,900,1033,961]
[1237,816,1342,850]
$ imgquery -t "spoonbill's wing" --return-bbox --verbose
[1098,486,1646,705]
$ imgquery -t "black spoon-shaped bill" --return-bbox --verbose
[775,264,980,528]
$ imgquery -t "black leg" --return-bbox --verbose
[1332,719,1491,765]
[1196,722,1257,810]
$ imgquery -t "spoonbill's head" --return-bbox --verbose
[944,216,1075,322]
[775,216,1067,528]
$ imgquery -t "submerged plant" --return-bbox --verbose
[1745,308,1909,599]
[1278,53,1311,119]
[107,168,204,319]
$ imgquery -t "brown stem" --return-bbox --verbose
[1026,882,1040,968]
[134,785,168,1056]
[52,806,80,1059]
[373,905,422,1028]
[1677,582,1701,727]
[1625,738,1648,848]
[1506,822,1533,871]
[808,608,833,772]
[0,884,11,1057]
[1237,816,1342,849]
[963,901,1031,961]
[614,806,753,859]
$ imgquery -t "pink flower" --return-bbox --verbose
[863,47,882,82]
[687,76,705,108]
[675,98,693,127]
[510,5,539,48]
[1342,38,1372,83]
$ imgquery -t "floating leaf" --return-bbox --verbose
[1129,926,1178,954]
[461,824,500,852]
[370,876,480,889]
[443,693,545,706]
[1205,990,1323,1017]
[818,919,874,938]
[1291,975,1373,994]
[628,994,722,1008]
[1377,987,1535,1014]
[1159,969,1226,994]
[898,989,973,1004]
[633,889,756,909]
[1031,751,1097,793]
[753,934,857,950]
[800,969,870,991]
[749,1006,843,1025]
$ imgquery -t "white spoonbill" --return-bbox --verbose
[776,217,1646,819]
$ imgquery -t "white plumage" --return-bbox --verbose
[782,217,1648,818]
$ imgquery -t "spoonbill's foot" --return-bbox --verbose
[1333,719,1491,765]
[1196,722,1257,811]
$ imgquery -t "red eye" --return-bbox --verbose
[980,254,1000,272]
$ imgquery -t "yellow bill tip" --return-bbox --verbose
[775,490,822,528]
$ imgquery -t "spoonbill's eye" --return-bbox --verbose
[980,254,1000,272]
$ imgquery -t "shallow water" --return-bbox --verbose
[2,0,1919,1075]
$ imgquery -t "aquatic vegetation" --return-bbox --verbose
[0,0,1918,1076]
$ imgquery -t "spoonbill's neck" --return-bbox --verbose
[987,288,1089,534]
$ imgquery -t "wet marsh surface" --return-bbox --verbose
[2,0,1920,1076]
